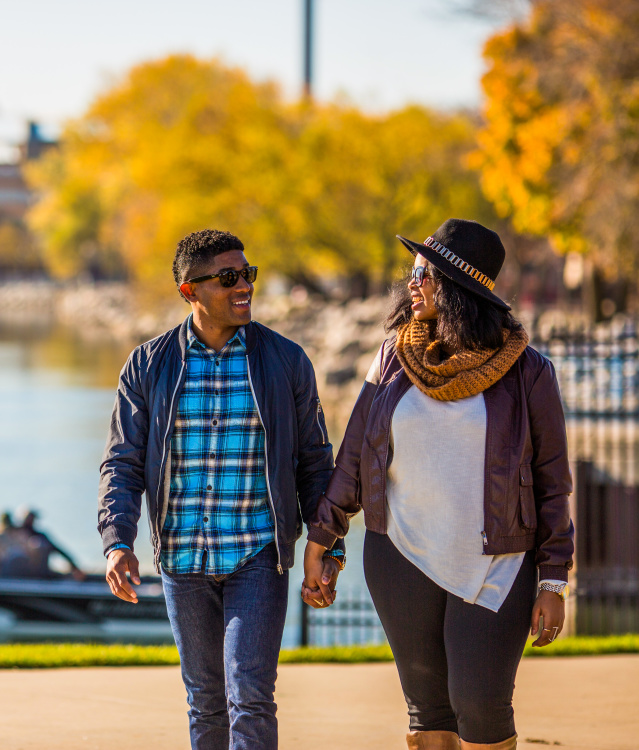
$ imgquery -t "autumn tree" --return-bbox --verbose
[27,54,495,297]
[0,220,43,275]
[27,56,293,292]
[287,104,498,295]
[474,0,639,287]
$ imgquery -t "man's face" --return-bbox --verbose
[181,250,254,329]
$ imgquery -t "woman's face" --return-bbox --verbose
[408,253,438,321]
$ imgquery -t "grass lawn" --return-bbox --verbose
[1,635,639,669]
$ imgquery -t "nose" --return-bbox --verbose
[236,274,252,291]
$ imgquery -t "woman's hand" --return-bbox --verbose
[530,590,565,647]
[302,541,340,608]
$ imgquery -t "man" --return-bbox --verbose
[98,229,343,750]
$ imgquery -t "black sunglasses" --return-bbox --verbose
[187,266,258,288]
[411,265,433,287]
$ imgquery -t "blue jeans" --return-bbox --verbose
[161,543,289,750]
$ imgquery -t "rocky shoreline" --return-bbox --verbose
[0,280,389,435]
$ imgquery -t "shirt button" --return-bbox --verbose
[210,452,215,458]
[212,420,218,426]
[203,516,209,522]
[207,485,212,490]
[215,361,220,367]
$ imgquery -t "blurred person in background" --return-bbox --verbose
[0,511,25,577]
[303,219,574,750]
[98,229,342,750]
[0,509,85,579]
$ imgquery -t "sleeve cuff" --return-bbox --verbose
[538,565,569,583]
[307,526,339,550]
[105,543,131,558]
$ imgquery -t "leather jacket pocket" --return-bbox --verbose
[518,464,537,530]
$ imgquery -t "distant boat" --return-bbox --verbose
[0,575,173,643]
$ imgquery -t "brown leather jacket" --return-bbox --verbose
[308,338,574,582]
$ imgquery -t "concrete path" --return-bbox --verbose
[1,656,637,749]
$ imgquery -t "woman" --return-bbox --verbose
[302,219,574,750]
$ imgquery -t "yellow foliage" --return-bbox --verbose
[26,54,495,293]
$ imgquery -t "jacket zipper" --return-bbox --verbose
[246,356,283,574]
[316,398,327,446]
[154,358,186,571]
[482,531,488,546]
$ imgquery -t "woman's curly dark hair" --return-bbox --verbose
[384,262,522,351]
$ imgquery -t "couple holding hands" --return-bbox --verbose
[99,219,573,750]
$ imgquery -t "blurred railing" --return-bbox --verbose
[533,316,639,635]
[299,316,639,645]
[300,587,386,647]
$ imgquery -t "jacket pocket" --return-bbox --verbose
[518,464,536,530]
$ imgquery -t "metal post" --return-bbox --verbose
[303,0,314,99]
[300,596,309,646]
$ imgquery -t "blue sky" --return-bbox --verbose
[1,0,503,153]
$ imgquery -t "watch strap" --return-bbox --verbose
[323,549,346,571]
[539,581,568,600]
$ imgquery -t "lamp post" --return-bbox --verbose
[303,0,314,99]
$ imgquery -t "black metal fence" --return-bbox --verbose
[300,587,386,647]
[298,316,639,645]
[534,316,639,635]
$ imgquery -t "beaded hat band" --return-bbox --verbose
[423,237,496,292]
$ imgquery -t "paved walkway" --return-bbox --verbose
[1,656,637,749]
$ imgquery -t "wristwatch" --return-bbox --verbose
[323,548,346,571]
[539,582,569,601]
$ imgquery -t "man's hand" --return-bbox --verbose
[530,590,565,647]
[106,548,141,603]
[302,541,340,608]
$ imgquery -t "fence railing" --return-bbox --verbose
[300,587,386,647]
[533,316,639,635]
[297,317,639,645]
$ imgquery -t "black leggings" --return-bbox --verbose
[364,531,536,744]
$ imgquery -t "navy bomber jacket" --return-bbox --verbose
[98,318,337,572]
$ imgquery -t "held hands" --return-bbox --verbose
[530,589,565,647]
[302,541,340,609]
[106,548,141,603]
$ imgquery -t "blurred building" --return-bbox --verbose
[0,163,30,222]
[0,122,56,223]
[0,122,56,277]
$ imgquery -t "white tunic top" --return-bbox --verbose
[386,385,525,612]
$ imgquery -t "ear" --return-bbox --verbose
[180,282,196,301]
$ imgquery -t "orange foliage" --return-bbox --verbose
[474,0,639,275]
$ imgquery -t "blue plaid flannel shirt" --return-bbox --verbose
[159,320,274,574]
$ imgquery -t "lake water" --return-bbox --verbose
[0,323,368,646]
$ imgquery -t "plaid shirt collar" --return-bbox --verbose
[186,315,246,354]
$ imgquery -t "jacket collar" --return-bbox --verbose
[176,316,259,360]
[177,316,190,360]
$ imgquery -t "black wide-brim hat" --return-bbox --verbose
[396,218,511,311]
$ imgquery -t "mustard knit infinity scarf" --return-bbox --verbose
[396,319,530,402]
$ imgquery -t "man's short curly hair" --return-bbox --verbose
[172,229,245,300]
